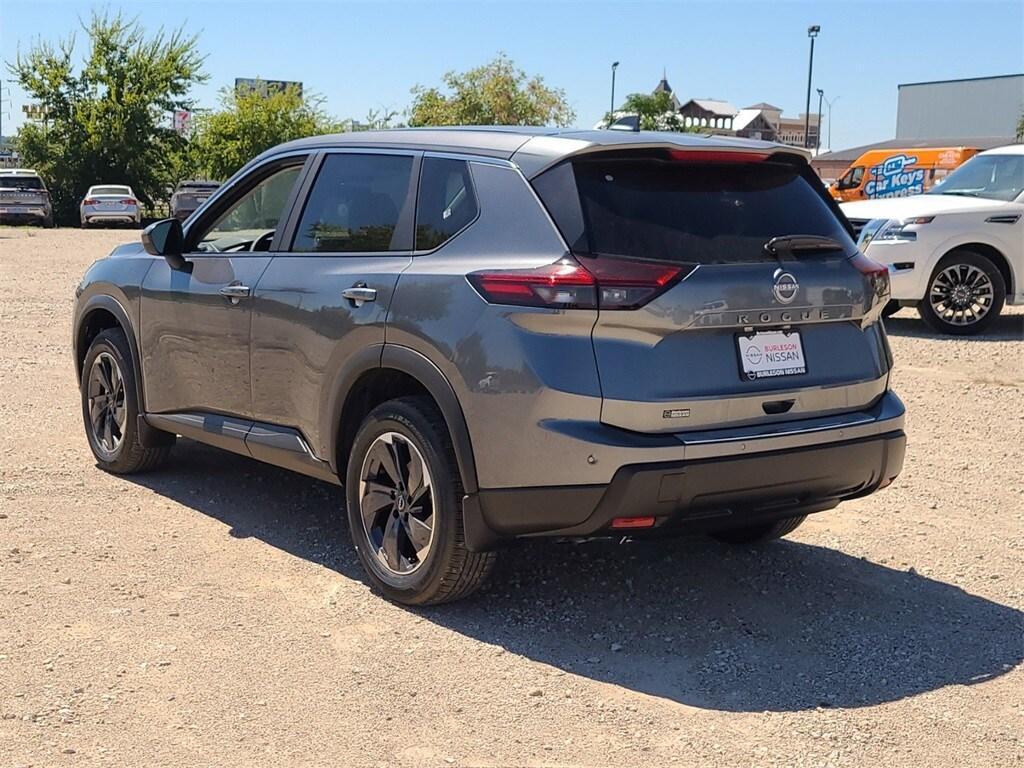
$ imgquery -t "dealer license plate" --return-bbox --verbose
[737,331,806,380]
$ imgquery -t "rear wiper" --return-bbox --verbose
[764,235,846,257]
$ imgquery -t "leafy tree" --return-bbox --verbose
[408,54,574,127]
[189,83,344,180]
[8,12,206,223]
[617,91,700,132]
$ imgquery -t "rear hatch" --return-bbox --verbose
[0,175,48,207]
[172,182,220,214]
[532,148,891,433]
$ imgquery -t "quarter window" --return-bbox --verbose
[292,153,413,253]
[415,157,478,250]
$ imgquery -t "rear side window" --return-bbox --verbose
[534,154,854,265]
[292,153,413,253]
[415,157,478,250]
[0,175,44,190]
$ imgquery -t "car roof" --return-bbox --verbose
[979,143,1024,156]
[88,184,132,190]
[266,126,810,178]
[0,168,41,176]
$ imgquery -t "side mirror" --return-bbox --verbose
[142,218,187,270]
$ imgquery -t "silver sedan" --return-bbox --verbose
[80,185,141,228]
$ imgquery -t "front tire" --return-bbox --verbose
[918,250,1005,335]
[345,396,496,605]
[81,328,173,473]
[711,515,806,545]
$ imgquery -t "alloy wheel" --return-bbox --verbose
[87,351,127,457]
[928,263,994,327]
[358,432,435,576]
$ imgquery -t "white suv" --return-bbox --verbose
[842,144,1023,334]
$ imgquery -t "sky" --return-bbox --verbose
[2,0,1022,151]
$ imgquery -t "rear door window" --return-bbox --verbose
[415,157,478,250]
[533,153,854,265]
[291,153,414,253]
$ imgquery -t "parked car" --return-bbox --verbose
[80,184,141,228]
[170,180,220,221]
[842,144,1023,335]
[73,128,906,605]
[830,146,980,202]
[0,168,54,227]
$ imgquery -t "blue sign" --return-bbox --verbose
[864,154,925,199]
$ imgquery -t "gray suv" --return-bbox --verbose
[73,128,906,605]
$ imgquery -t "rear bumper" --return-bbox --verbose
[83,212,140,224]
[0,209,48,223]
[463,391,906,550]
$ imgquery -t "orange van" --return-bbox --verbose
[830,147,979,202]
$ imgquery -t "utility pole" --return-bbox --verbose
[804,25,820,149]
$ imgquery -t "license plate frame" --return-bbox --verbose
[736,330,807,381]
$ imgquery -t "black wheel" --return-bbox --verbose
[43,215,55,229]
[881,300,900,319]
[345,396,496,606]
[711,515,806,545]
[81,328,173,473]
[918,250,1005,335]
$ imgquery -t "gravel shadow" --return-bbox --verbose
[124,439,1024,713]
[883,310,1024,341]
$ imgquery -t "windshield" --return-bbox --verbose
[534,154,855,265]
[90,186,131,197]
[0,176,44,190]
[928,154,1024,202]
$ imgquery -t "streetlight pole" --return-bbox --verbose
[804,25,820,149]
[822,94,840,151]
[815,88,824,154]
[609,61,620,126]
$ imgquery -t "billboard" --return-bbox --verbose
[234,78,303,98]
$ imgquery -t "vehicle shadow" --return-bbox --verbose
[124,440,1024,713]
[884,309,1024,340]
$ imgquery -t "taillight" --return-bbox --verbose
[668,149,767,163]
[120,198,136,205]
[851,251,891,323]
[83,198,97,205]
[468,255,687,310]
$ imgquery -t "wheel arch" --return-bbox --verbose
[74,295,143,402]
[327,344,480,496]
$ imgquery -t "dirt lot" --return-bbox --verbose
[1,227,1022,768]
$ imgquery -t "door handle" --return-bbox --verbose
[342,285,377,307]
[219,284,251,304]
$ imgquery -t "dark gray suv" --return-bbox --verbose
[73,128,906,604]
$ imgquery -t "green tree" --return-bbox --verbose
[408,54,574,127]
[8,12,206,223]
[189,82,343,180]
[616,91,700,132]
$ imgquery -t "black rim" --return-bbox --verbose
[87,351,126,456]
[358,432,435,576]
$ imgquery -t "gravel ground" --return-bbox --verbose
[1,227,1022,768]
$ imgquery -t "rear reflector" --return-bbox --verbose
[610,516,656,529]
[468,255,686,310]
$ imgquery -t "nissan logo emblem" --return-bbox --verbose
[773,269,799,304]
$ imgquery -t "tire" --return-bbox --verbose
[43,215,55,229]
[918,250,1005,335]
[345,396,496,606]
[711,515,807,545]
[80,328,174,473]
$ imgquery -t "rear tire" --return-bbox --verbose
[345,396,496,606]
[81,328,174,473]
[711,515,806,544]
[918,250,1005,335]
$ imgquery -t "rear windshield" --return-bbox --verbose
[177,182,220,192]
[90,186,131,196]
[0,176,44,190]
[533,155,854,264]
